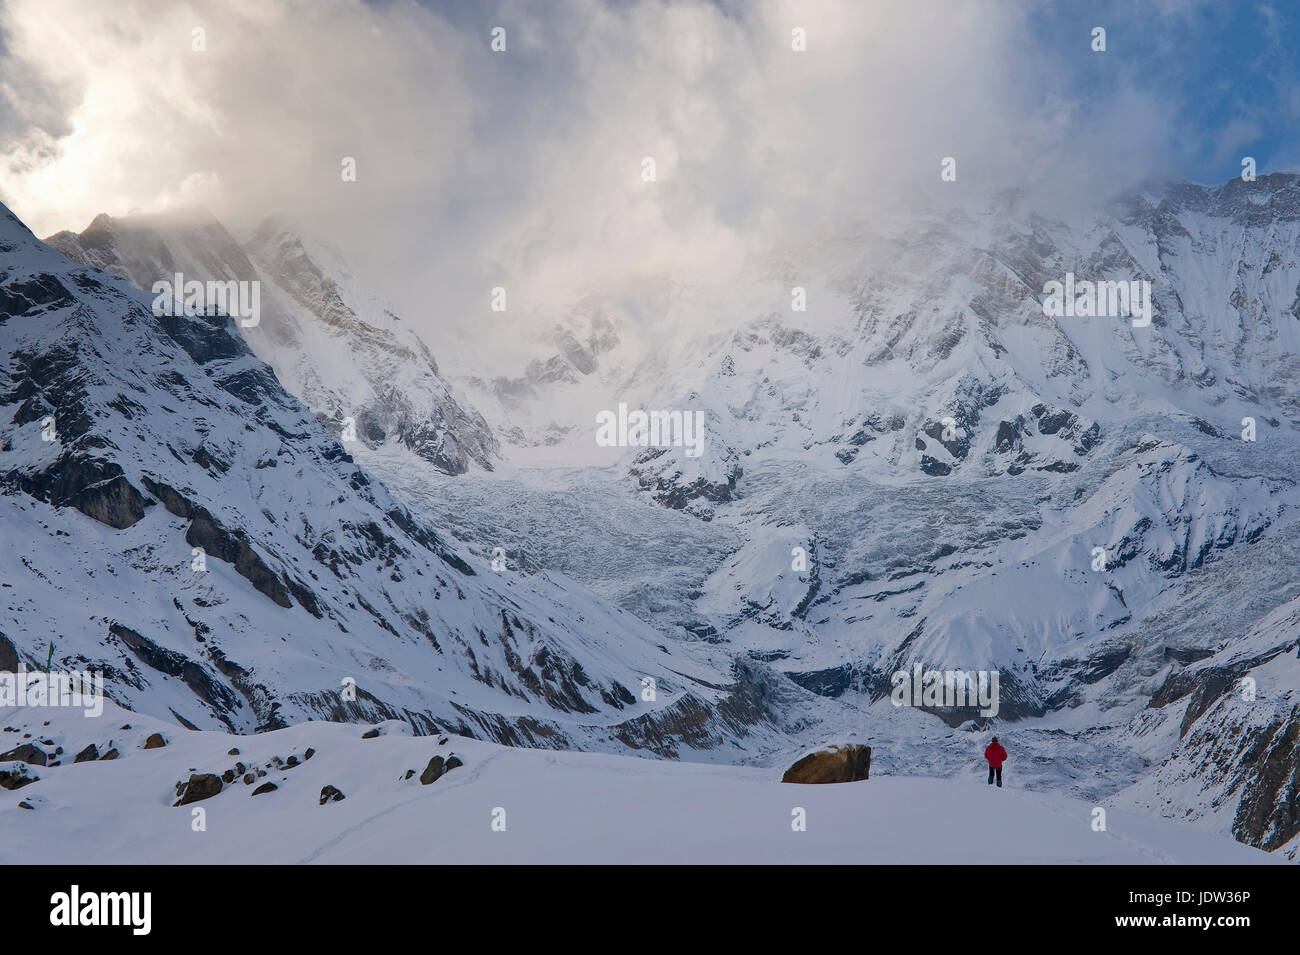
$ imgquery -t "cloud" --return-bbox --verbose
[0,0,1183,349]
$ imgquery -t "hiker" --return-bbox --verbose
[984,736,1007,787]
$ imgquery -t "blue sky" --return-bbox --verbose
[1027,0,1300,184]
[403,0,1300,187]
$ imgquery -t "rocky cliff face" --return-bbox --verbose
[1122,596,1300,857]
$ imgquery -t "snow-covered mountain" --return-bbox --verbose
[0,199,832,758]
[9,171,1300,860]
[368,175,1300,857]
[44,209,497,475]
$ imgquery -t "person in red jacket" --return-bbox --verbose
[984,736,1007,787]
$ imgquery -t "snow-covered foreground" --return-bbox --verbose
[0,702,1276,864]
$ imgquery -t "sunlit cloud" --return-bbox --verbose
[0,0,1183,349]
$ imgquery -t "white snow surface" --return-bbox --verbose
[0,700,1277,865]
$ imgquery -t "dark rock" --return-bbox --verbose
[19,456,148,529]
[404,769,415,780]
[110,623,241,715]
[0,767,38,790]
[228,748,240,756]
[786,663,863,698]
[782,744,872,784]
[420,756,446,785]
[243,773,254,785]
[141,478,293,608]
[319,785,345,805]
[176,772,223,806]
[143,732,167,750]
[444,755,463,772]
[922,418,971,459]
[234,761,245,774]
[0,743,48,765]
[995,419,1022,453]
[73,743,99,763]
[1232,704,1300,851]
[1032,404,1074,435]
[100,748,119,760]
[303,748,315,760]
[0,272,72,315]
[286,755,299,768]
[251,782,277,796]
[188,511,291,607]
[18,801,33,810]
[0,633,18,673]
[221,769,235,784]
[919,455,952,477]
[362,728,380,739]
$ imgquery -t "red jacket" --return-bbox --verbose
[984,742,1007,767]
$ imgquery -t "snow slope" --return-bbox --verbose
[0,700,1276,865]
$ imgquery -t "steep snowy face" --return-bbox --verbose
[432,178,1300,680]
[241,220,499,474]
[44,210,498,476]
[664,177,1300,690]
[620,179,1300,497]
[361,174,1300,856]
[0,200,775,749]
[467,174,1300,481]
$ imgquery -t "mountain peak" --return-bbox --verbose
[0,200,43,251]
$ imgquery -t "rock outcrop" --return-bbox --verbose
[781,744,871,784]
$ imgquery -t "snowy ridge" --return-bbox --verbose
[45,209,498,476]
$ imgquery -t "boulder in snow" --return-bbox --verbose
[176,773,223,805]
[781,744,871,784]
